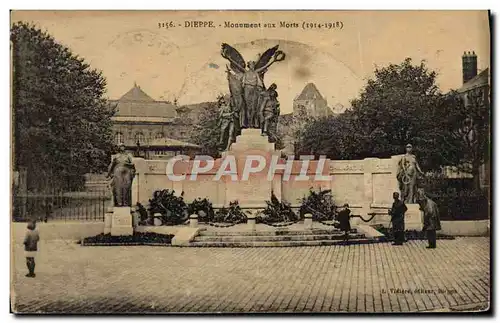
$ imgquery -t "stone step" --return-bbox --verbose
[198,229,348,236]
[194,233,366,243]
[235,135,270,143]
[187,238,379,248]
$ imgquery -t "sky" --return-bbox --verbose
[11,10,490,114]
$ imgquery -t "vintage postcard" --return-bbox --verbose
[10,10,491,314]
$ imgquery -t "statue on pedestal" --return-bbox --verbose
[107,144,136,207]
[260,83,280,143]
[217,96,238,151]
[397,143,424,204]
[221,43,285,129]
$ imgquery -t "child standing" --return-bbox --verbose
[336,203,352,243]
[23,221,39,278]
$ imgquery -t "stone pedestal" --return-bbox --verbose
[228,129,276,154]
[304,213,313,230]
[111,207,133,236]
[104,212,112,234]
[189,214,198,228]
[223,129,280,208]
[247,213,256,231]
[405,204,422,231]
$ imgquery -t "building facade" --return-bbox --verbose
[292,83,332,118]
[280,83,334,155]
[110,83,202,159]
[456,52,490,190]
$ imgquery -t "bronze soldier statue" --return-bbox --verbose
[260,83,280,143]
[217,96,237,151]
[221,43,285,129]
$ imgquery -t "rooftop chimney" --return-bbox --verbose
[462,51,478,84]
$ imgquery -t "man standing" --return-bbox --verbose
[388,192,407,245]
[416,189,441,249]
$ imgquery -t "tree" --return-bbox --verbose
[11,22,115,190]
[189,101,221,158]
[298,111,368,160]
[280,104,316,157]
[435,87,490,189]
[298,58,450,170]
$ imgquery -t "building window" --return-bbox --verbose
[155,132,164,139]
[135,132,145,144]
[114,132,124,145]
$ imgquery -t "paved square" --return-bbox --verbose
[11,237,490,313]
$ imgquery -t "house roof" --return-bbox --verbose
[295,83,325,101]
[112,84,177,118]
[119,83,155,102]
[458,68,489,93]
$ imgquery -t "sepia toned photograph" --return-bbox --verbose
[9,10,491,314]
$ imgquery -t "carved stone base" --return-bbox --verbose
[223,128,280,208]
[224,129,276,155]
[405,204,422,231]
[104,212,113,234]
[111,207,133,236]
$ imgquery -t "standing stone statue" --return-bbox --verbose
[397,143,424,203]
[217,96,237,151]
[221,43,285,129]
[260,83,280,143]
[107,144,136,207]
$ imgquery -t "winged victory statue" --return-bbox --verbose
[221,43,286,130]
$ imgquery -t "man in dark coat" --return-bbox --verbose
[388,192,407,245]
[416,189,442,249]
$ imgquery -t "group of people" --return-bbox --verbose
[334,189,441,249]
[389,190,442,248]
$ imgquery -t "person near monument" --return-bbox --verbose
[416,189,441,249]
[107,144,136,207]
[388,192,407,245]
[217,96,237,151]
[336,203,352,243]
[397,143,424,203]
[260,83,280,142]
[23,220,39,278]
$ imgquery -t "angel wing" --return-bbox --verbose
[221,43,246,74]
[254,45,280,71]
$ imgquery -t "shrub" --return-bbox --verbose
[257,192,299,223]
[427,189,489,221]
[148,189,188,225]
[187,198,215,223]
[212,201,249,224]
[421,177,489,221]
[299,188,337,221]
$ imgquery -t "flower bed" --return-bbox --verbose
[80,232,174,246]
